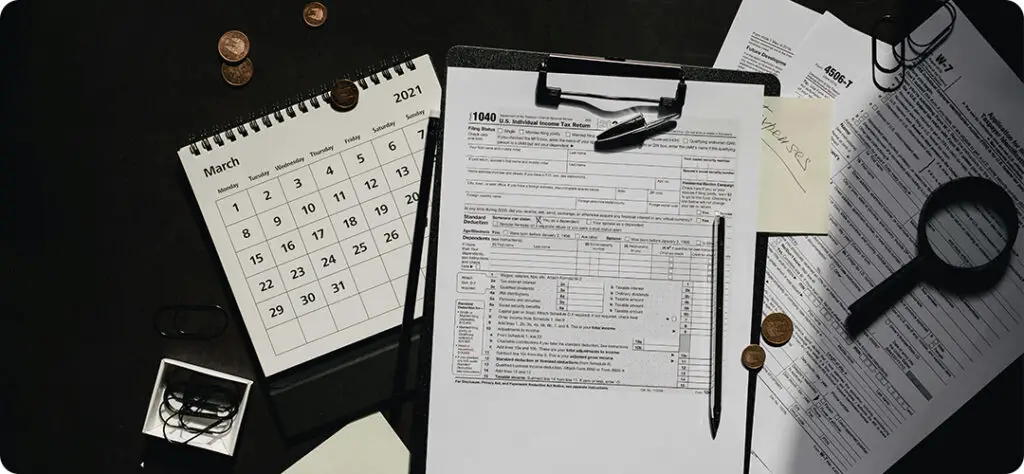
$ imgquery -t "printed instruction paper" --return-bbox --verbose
[427,67,765,473]
[750,4,1024,473]
[714,0,821,76]
[778,13,875,98]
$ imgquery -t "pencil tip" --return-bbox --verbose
[710,418,720,439]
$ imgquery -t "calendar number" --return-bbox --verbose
[294,178,303,189]
[352,242,368,255]
[342,216,358,228]
[331,281,346,293]
[263,190,272,200]
[269,305,285,318]
[273,216,282,227]
[405,192,419,204]
[232,203,240,212]
[357,153,366,164]
[299,293,316,305]
[259,279,274,292]
[291,267,306,279]
[393,85,422,103]
[301,203,317,214]
[384,229,399,242]
[281,240,296,252]
[321,255,337,267]
[333,191,347,202]
[395,166,410,178]
[326,166,334,175]
[417,129,424,139]
[311,228,325,240]
[374,204,389,216]
[249,253,264,265]
[364,178,378,190]
[242,228,251,238]
[388,141,397,151]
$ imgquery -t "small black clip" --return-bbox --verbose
[153,305,228,340]
[535,63,562,108]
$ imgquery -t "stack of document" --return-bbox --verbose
[716,1,1024,473]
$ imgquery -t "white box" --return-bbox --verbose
[141,359,253,456]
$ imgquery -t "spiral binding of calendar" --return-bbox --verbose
[187,57,418,156]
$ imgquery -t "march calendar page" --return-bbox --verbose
[179,55,440,375]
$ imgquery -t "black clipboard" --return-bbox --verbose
[399,45,780,474]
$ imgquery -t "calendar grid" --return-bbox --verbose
[215,119,430,357]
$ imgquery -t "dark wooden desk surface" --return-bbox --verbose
[2,0,1021,472]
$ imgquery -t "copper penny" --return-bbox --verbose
[221,58,254,87]
[330,79,359,111]
[218,30,250,63]
[303,2,328,27]
[741,344,766,371]
[761,312,794,346]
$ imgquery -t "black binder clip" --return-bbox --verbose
[153,305,229,340]
[536,54,686,151]
[871,0,956,92]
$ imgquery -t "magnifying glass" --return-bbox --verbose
[845,176,1019,337]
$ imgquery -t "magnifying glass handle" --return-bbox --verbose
[846,257,924,337]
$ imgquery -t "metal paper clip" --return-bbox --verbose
[153,305,228,340]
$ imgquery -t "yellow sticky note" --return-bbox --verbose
[758,97,835,234]
[284,412,409,474]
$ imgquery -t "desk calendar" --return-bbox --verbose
[179,55,441,375]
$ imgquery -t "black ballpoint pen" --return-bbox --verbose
[593,114,678,151]
[392,111,441,418]
[709,215,725,439]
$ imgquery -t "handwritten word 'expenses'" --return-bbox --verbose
[762,105,811,172]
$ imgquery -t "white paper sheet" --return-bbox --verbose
[714,0,821,76]
[751,4,1024,473]
[283,413,408,474]
[427,66,765,473]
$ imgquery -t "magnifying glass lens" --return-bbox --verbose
[848,176,1018,338]
[923,202,1010,269]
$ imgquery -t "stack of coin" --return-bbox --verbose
[761,312,794,347]
[218,30,253,87]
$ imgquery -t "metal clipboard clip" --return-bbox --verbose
[872,0,957,92]
[535,54,687,150]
